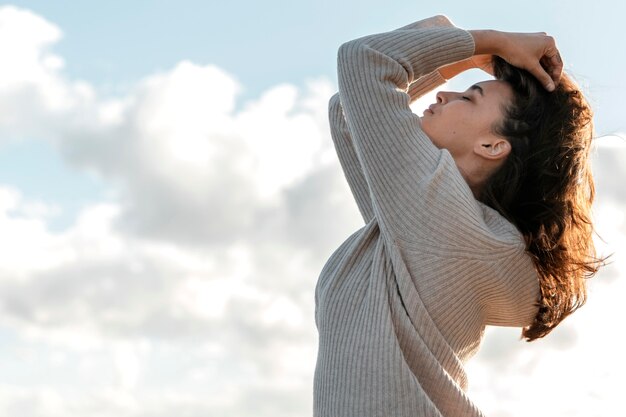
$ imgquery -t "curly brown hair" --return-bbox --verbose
[480,56,605,341]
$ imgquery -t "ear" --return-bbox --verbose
[474,137,511,161]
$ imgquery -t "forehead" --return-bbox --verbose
[474,80,514,100]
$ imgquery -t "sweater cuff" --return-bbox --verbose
[352,26,476,84]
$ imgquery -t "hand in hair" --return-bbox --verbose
[469,30,563,92]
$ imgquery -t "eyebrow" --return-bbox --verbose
[469,84,484,97]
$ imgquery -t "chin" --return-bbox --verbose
[421,128,438,146]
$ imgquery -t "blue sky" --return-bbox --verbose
[5,0,625,233]
[0,1,625,416]
[11,0,626,111]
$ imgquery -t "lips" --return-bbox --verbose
[422,103,438,116]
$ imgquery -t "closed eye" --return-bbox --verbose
[462,96,471,101]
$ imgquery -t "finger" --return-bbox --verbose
[540,54,562,85]
[542,48,562,73]
[529,62,555,91]
[548,51,563,84]
[541,34,562,84]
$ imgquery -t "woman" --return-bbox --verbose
[314,15,603,416]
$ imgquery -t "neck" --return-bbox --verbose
[461,171,484,199]
[455,157,497,199]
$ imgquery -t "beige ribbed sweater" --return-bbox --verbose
[313,16,541,417]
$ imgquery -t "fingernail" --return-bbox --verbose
[547,82,555,91]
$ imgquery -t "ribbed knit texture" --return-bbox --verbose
[313,16,541,417]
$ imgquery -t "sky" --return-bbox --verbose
[0,1,625,416]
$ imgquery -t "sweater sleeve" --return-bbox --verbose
[329,16,453,224]
[336,16,540,326]
[336,17,476,243]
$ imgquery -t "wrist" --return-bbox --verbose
[469,29,506,56]
[438,59,475,80]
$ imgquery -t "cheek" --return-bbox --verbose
[450,111,483,136]
[422,113,457,137]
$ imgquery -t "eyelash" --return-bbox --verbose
[462,96,471,101]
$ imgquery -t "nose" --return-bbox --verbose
[436,90,456,104]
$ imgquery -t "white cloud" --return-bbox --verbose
[0,5,63,87]
[0,6,94,140]
[0,7,353,416]
[0,186,72,276]
[0,5,624,417]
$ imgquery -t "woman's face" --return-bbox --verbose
[420,80,514,160]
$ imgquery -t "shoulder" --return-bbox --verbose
[389,151,528,260]
[477,200,527,248]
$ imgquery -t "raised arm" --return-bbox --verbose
[328,93,375,223]
[329,15,464,225]
[336,17,476,242]
[335,17,560,327]
[335,16,561,242]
